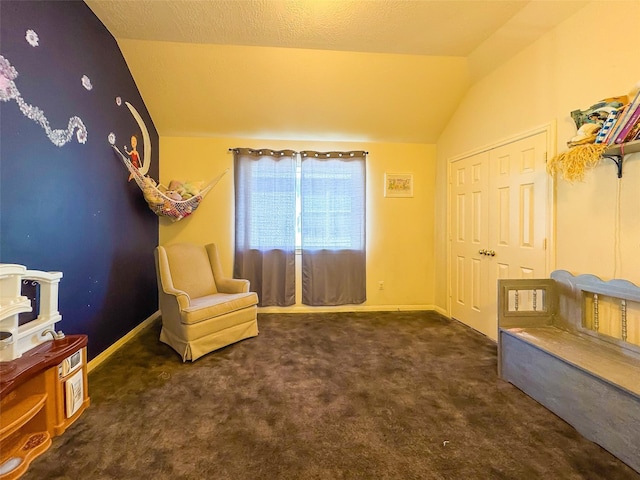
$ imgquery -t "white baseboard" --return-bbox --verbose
[431,305,448,317]
[258,304,448,315]
[87,310,160,373]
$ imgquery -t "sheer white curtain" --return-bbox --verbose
[300,151,366,305]
[233,148,296,306]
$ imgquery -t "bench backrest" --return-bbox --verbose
[498,270,640,355]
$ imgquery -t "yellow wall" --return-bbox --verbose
[160,137,437,310]
[435,1,640,310]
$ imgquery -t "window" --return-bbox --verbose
[300,152,365,251]
[233,148,366,306]
[238,153,297,250]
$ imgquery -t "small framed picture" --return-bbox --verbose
[384,173,413,197]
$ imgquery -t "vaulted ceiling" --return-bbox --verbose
[86,0,588,143]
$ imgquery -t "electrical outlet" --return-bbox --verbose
[378,281,384,290]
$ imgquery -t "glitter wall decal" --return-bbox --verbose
[0,54,88,146]
[81,75,92,90]
[25,29,39,47]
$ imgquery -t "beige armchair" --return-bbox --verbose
[154,242,259,361]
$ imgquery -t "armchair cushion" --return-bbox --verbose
[182,291,258,325]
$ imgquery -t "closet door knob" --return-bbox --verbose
[479,249,486,255]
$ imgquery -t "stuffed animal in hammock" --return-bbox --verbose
[141,176,165,205]
[168,180,204,200]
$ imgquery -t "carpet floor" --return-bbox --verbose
[22,311,640,479]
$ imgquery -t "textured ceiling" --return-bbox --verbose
[86,0,588,143]
[86,0,530,56]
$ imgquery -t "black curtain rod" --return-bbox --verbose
[229,148,369,155]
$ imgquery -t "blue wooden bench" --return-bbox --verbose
[498,270,640,473]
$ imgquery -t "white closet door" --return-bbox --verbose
[450,151,490,334]
[487,132,548,328]
[450,131,549,340]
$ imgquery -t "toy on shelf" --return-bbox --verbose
[550,83,640,181]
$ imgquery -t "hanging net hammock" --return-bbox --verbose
[113,146,227,221]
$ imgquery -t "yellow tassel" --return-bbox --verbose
[547,143,608,182]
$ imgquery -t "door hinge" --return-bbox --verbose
[543,238,547,250]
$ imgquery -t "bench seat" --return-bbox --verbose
[498,271,640,474]
[501,326,640,398]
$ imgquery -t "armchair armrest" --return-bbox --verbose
[216,277,250,294]
[155,246,191,309]
[205,243,251,294]
[161,285,191,309]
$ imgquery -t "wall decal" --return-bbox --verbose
[81,75,92,91]
[0,54,88,146]
[123,102,150,176]
[25,29,39,47]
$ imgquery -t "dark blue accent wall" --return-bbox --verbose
[1,1,159,360]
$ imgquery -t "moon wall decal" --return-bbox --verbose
[125,101,151,176]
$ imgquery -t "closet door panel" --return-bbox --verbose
[450,152,489,334]
[486,132,548,337]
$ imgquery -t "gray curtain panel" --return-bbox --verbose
[302,249,366,306]
[233,148,296,306]
[233,248,295,307]
[300,151,366,306]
